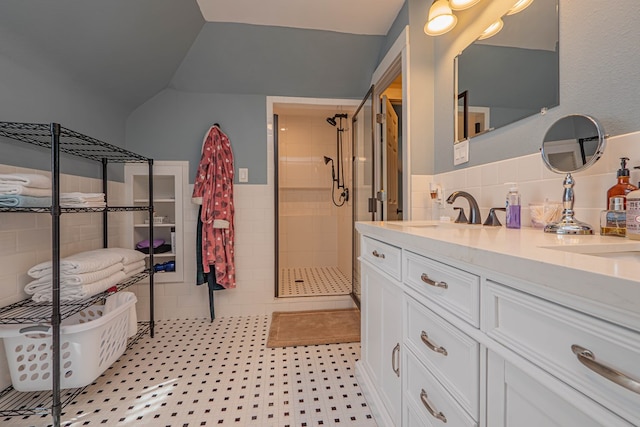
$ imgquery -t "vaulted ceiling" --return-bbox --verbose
[0,0,404,112]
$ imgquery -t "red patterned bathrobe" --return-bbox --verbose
[192,125,235,288]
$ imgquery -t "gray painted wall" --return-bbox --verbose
[378,1,409,64]
[129,22,387,184]
[407,0,436,176]
[0,28,128,178]
[171,23,384,98]
[0,0,203,179]
[431,0,640,174]
[126,90,266,184]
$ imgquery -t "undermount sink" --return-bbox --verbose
[541,242,640,262]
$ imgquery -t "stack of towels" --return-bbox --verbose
[25,248,147,302]
[0,173,106,208]
[0,173,52,207]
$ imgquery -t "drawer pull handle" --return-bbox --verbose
[420,331,448,356]
[420,389,447,423]
[421,273,448,289]
[391,343,400,377]
[372,250,385,259]
[571,345,640,395]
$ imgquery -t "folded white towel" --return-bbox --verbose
[29,271,126,302]
[60,192,105,202]
[24,263,125,294]
[28,249,124,279]
[104,291,138,337]
[0,184,52,197]
[103,247,146,265]
[0,173,51,189]
[123,260,146,274]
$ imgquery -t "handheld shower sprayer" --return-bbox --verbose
[323,156,336,181]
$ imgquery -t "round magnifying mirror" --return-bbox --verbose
[540,114,606,234]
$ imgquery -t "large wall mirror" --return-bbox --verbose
[454,0,559,143]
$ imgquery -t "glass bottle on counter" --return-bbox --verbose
[600,196,626,237]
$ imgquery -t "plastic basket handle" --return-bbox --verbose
[19,325,52,335]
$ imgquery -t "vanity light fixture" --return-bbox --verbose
[507,0,534,15]
[449,0,482,10]
[478,18,504,40]
[424,0,457,36]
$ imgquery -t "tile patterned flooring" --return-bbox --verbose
[5,316,376,427]
[279,267,351,298]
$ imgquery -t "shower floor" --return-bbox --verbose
[279,266,351,297]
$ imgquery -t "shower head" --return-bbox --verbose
[326,116,337,126]
[323,156,333,165]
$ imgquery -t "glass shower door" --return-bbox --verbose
[351,85,376,307]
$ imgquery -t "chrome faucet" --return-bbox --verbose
[446,191,481,224]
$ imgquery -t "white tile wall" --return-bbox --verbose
[411,131,640,229]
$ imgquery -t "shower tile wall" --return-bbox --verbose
[278,113,351,271]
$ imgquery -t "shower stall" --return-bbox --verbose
[274,105,353,298]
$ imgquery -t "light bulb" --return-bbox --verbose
[424,0,457,36]
[507,0,533,15]
[478,18,504,40]
[449,0,482,11]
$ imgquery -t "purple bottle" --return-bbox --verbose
[506,183,521,229]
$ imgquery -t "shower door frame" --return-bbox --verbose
[271,98,361,299]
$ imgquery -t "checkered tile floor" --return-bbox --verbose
[279,267,351,297]
[5,316,376,427]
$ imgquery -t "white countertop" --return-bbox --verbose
[356,220,640,331]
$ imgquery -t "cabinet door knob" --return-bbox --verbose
[372,250,385,259]
[421,273,448,289]
[571,344,640,395]
[420,331,448,356]
[420,389,447,423]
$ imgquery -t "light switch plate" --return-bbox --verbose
[453,140,469,165]
[238,168,248,182]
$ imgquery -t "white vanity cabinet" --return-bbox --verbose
[358,236,403,426]
[486,349,632,427]
[484,280,640,426]
[402,251,480,426]
[356,222,640,427]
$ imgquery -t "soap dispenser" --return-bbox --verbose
[606,157,638,208]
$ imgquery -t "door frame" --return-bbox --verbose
[371,26,410,221]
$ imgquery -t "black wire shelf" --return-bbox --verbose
[0,122,151,163]
[0,321,151,417]
[0,271,151,324]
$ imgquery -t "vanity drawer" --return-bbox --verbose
[404,350,477,427]
[361,236,402,281]
[484,281,640,426]
[404,251,480,327]
[404,294,479,417]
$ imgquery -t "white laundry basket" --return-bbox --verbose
[0,292,137,392]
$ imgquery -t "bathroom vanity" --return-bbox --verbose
[355,221,640,427]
